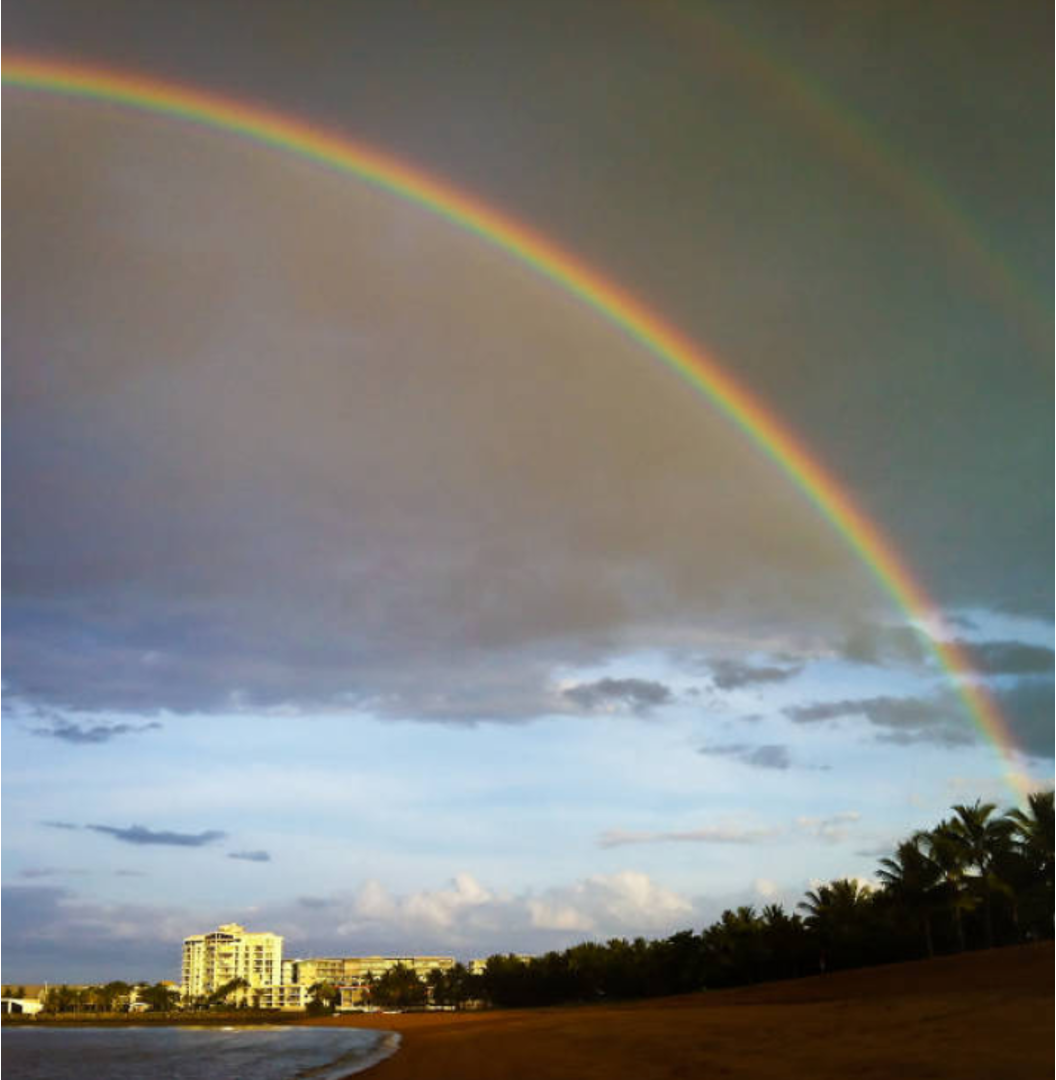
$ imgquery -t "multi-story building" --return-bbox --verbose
[286,954,456,1008]
[180,925,455,1010]
[255,984,309,1010]
[181,923,283,1004]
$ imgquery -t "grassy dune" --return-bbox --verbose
[312,942,1052,1079]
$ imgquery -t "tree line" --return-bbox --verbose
[367,794,1053,1010]
[489,794,1052,1007]
[37,981,180,1013]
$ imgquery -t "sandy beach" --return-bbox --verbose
[309,943,1052,1080]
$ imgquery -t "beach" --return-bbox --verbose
[312,942,1052,1080]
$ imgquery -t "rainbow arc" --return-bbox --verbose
[2,53,1031,800]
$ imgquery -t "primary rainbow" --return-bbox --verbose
[3,54,1032,800]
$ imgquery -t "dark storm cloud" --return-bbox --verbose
[1,93,872,722]
[838,626,1055,677]
[3,0,1050,724]
[227,850,271,863]
[708,661,802,691]
[31,720,162,744]
[562,678,674,715]
[787,680,1055,758]
[838,623,931,667]
[698,743,792,770]
[786,695,973,747]
[85,825,226,847]
[957,640,1055,676]
[990,679,1056,759]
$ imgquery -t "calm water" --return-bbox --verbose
[1,1025,399,1080]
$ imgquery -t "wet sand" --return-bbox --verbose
[310,942,1052,1079]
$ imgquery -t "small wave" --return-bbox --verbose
[293,1031,401,1080]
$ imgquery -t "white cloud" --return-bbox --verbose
[330,869,696,947]
[527,899,594,932]
[579,870,693,927]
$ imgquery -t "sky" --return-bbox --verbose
[2,0,1052,983]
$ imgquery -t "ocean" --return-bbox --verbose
[1,1025,399,1079]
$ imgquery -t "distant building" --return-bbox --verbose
[180,925,456,1010]
[287,955,456,1009]
[255,983,309,1010]
[181,923,283,1004]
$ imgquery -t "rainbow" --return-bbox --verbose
[2,54,1032,800]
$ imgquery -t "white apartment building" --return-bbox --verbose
[287,955,456,1008]
[181,923,283,1004]
[180,925,456,1010]
[255,983,309,1010]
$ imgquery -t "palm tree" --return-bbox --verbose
[877,837,942,957]
[208,976,250,1008]
[918,822,974,951]
[1010,794,1053,868]
[798,878,873,972]
[946,800,1015,947]
[701,906,764,986]
[306,981,339,1015]
[1007,789,1055,938]
[759,903,808,980]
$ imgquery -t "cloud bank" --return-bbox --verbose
[1,870,711,981]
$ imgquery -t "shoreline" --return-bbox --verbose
[2,1020,401,1080]
[0,1010,305,1027]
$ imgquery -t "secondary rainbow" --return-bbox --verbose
[655,3,1050,357]
[3,54,1031,800]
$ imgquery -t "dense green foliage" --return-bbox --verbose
[39,980,179,1013]
[365,963,429,1007]
[305,980,340,1015]
[469,795,1053,1007]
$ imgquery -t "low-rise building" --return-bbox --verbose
[0,996,44,1016]
[287,955,456,1008]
